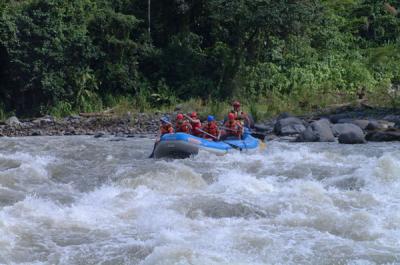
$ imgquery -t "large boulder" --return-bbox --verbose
[332,123,359,137]
[5,116,21,127]
[296,119,335,142]
[336,124,366,144]
[366,129,400,142]
[274,117,306,136]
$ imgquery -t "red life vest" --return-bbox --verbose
[176,121,192,133]
[231,110,250,127]
[203,122,219,139]
[160,124,173,135]
[224,120,242,138]
[191,120,202,136]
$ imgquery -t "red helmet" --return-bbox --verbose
[176,114,184,120]
[233,101,240,107]
[190,112,197,118]
[228,113,235,120]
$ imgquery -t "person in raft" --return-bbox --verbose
[149,117,174,158]
[175,113,192,133]
[230,100,251,127]
[185,112,202,137]
[202,115,219,140]
[159,117,174,136]
[222,112,243,139]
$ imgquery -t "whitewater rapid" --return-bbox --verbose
[0,136,399,265]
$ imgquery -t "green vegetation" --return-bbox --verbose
[0,0,399,119]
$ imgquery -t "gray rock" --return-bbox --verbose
[6,116,21,126]
[366,130,400,142]
[296,119,335,142]
[337,124,366,144]
[296,126,318,142]
[274,117,306,136]
[33,116,54,126]
[337,119,369,130]
[332,123,361,137]
[31,130,42,136]
[366,120,382,131]
[94,132,106,138]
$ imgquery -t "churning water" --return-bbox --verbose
[0,136,399,265]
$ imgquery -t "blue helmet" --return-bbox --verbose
[161,117,169,123]
[207,115,215,122]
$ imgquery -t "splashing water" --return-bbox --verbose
[0,136,399,265]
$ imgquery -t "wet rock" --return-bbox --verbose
[94,132,106,138]
[6,116,21,127]
[337,124,366,144]
[351,119,370,130]
[274,117,306,136]
[33,116,54,126]
[366,129,400,142]
[337,119,370,130]
[296,119,335,142]
[366,120,383,131]
[31,130,42,136]
[332,123,360,137]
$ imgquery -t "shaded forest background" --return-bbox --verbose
[0,0,399,118]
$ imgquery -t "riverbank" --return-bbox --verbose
[1,105,400,143]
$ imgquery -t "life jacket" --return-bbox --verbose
[190,119,202,136]
[176,121,192,133]
[203,121,219,139]
[231,110,250,127]
[224,120,242,138]
[160,124,173,135]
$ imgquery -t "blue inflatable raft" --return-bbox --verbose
[153,131,264,158]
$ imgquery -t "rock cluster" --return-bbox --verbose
[0,114,160,137]
[254,109,400,144]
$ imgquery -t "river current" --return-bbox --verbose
[0,136,399,265]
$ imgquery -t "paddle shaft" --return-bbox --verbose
[197,128,218,140]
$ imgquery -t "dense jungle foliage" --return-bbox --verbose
[0,0,399,117]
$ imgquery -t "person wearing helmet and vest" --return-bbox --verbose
[159,117,174,135]
[175,113,192,133]
[230,100,251,128]
[223,112,243,139]
[149,116,174,158]
[202,115,219,140]
[184,112,202,137]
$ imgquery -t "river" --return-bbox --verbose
[0,136,399,265]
